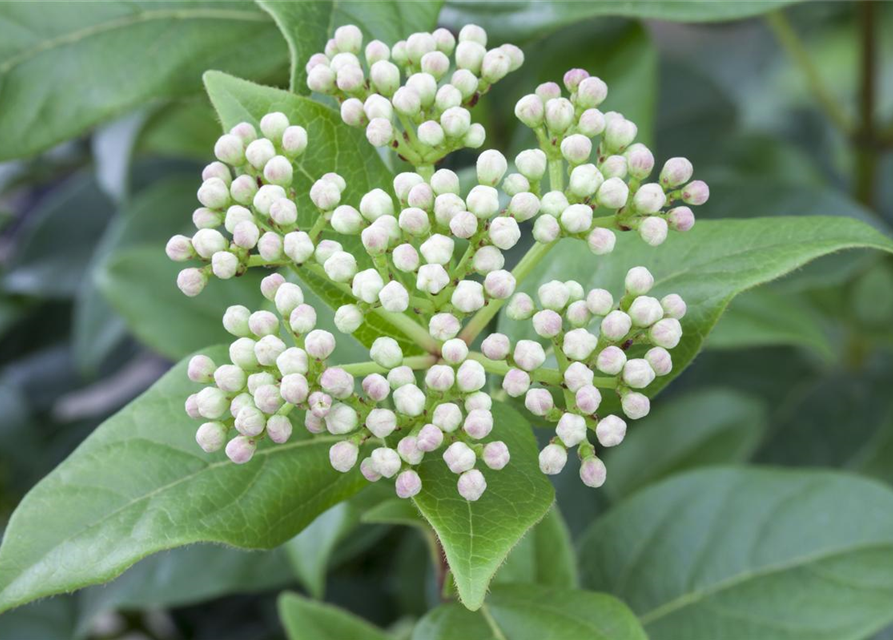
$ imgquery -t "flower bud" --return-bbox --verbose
[399,206,430,236]
[196,387,228,419]
[420,234,455,265]
[306,329,336,360]
[226,436,256,464]
[623,144,654,181]
[329,205,362,236]
[649,318,683,349]
[476,335,508,364]
[600,310,632,342]
[393,384,425,417]
[214,364,246,393]
[185,394,201,420]
[436,84,462,112]
[371,447,401,478]
[658,156,693,188]
[560,203,593,234]
[622,359,656,389]
[521,388,551,417]
[463,408,493,439]
[446,70,475,101]
[596,177,629,210]
[466,185,499,219]
[502,368,531,398]
[166,234,195,262]
[196,422,227,453]
[360,457,381,482]
[255,335,287,367]
[442,338,469,364]
[539,443,567,475]
[576,76,608,108]
[577,108,606,137]
[596,415,626,447]
[463,123,487,149]
[557,413,587,447]
[506,292,535,321]
[278,348,308,376]
[268,198,297,227]
[472,245,504,273]
[417,120,445,148]
[457,469,487,501]
[336,64,365,93]
[429,313,461,341]
[262,155,293,187]
[580,456,607,488]
[682,180,710,205]
[257,232,283,261]
[593,346,624,376]
[576,384,602,415]
[223,305,251,338]
[425,364,456,392]
[307,64,336,93]
[664,208,695,235]
[282,126,308,156]
[456,360,486,392]
[305,412,325,434]
[417,263,450,294]
[406,72,438,109]
[456,40,486,74]
[563,328,598,360]
[366,408,397,438]
[563,68,589,93]
[538,280,570,311]
[334,24,362,54]
[481,48,511,83]
[327,305,361,337]
[320,367,354,399]
[248,310,278,337]
[487,217,520,250]
[413,424,443,453]
[625,266,654,295]
[392,86,422,118]
[544,98,574,134]
[632,184,666,216]
[514,94,544,128]
[483,269,516,300]
[476,150,507,187]
[604,117,637,151]
[191,228,226,259]
[505,192,538,223]
[533,215,560,244]
[229,220,258,250]
[364,40,389,67]
[569,164,604,199]
[229,337,258,370]
[324,251,357,282]
[326,403,359,435]
[329,440,359,473]
[391,243,420,272]
[564,361,594,393]
[532,310,562,338]
[365,61,397,97]
[365,118,393,147]
[314,240,343,265]
[177,268,207,297]
[280,233,312,264]
[629,296,664,327]
[513,340,546,372]
[370,336,403,369]
[600,155,628,180]
[197,177,231,210]
[229,122,257,146]
[309,178,341,211]
[443,441,477,474]
[433,402,463,432]
[254,383,284,414]
[374,281,407,313]
[395,470,422,499]
[621,391,650,420]
[420,49,449,80]
[465,392,492,413]
[188,355,216,383]
[561,134,592,165]
[566,300,591,327]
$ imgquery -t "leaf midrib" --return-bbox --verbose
[0,7,270,75]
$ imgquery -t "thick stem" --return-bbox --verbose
[417,164,435,181]
[548,157,565,192]
[854,0,878,208]
[468,351,562,386]
[341,354,436,376]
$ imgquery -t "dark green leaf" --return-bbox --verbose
[494,505,577,588]
[278,591,392,640]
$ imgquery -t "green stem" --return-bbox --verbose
[308,214,329,242]
[459,240,557,344]
[551,337,577,408]
[467,352,562,386]
[480,605,508,640]
[341,355,436,376]
[417,164,435,181]
[548,157,565,192]
[854,0,878,208]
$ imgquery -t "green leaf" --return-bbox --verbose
[412,401,554,610]
[0,346,365,614]
[202,71,424,353]
[0,1,287,160]
[440,0,803,42]
[136,99,222,160]
[603,388,767,500]
[0,598,76,640]
[499,217,893,397]
[412,584,647,640]
[494,505,577,588]
[580,468,893,640]
[362,497,428,529]
[333,1,444,46]
[256,0,332,93]
[278,591,393,640]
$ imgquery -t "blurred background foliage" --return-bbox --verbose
[1,1,892,638]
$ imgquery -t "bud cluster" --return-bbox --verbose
[306,24,522,166]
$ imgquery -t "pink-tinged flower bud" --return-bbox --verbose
[396,470,423,499]
[269,199,297,227]
[536,82,559,100]
[682,180,709,205]
[279,373,308,406]
[576,76,607,108]
[506,293,535,321]
[602,156,629,181]
[214,134,244,166]
[371,447,402,478]
[253,185,287,218]
[660,294,687,320]
[408,182,434,211]
[559,203,592,234]
[305,329,336,360]
[561,134,592,165]
[532,310,562,338]
[444,441,477,474]
[649,318,683,349]
[596,415,626,447]
[226,436,256,464]
[489,217,521,250]
[441,106,471,138]
[417,424,445,452]
[450,68,479,100]
[166,234,195,262]
[221,308,250,341]
[398,435,424,464]
[564,361,594,393]
[625,143,654,181]
[406,31,436,64]
[544,98,575,134]
[248,310,278,337]
[476,150,508,187]
[436,84,463,113]
[392,86,422,118]
[421,50,450,79]
[254,383,284,414]
[629,296,664,328]
[659,157,693,188]
[639,216,668,247]
[417,263,450,294]
[442,338,469,364]
[466,185,500,219]
[625,266,654,295]
[622,359,655,389]
[596,177,629,210]
[501,43,524,71]
[633,183,666,215]
[315,240,343,265]
[309,179,341,212]
[569,164,604,199]
[575,109,605,138]
[644,347,672,377]
[307,64,337,93]
[326,403,359,434]
[281,231,312,264]
[452,280,486,313]
[394,384,426,417]
[277,348,308,377]
[515,149,547,181]
[539,192,567,218]
[580,456,607,488]
[271,283,302,318]
[247,372,275,395]
[433,27,456,54]
[420,234,454,265]
[668,206,695,232]
[329,440,359,473]
[185,394,202,420]
[425,364,456,392]
[196,422,227,453]
[557,413,587,447]
[391,243,420,273]
[214,364,246,393]
[576,384,602,415]
[600,310,632,341]
[594,345,625,376]
[282,126,308,157]
[399,207,430,236]
[566,300,591,328]
[568,279,585,302]
[259,112,289,141]
[371,60,400,96]
[456,40,486,74]
[323,251,357,283]
[431,171,460,199]
[177,268,208,297]
[472,246,504,274]
[539,443,568,475]
[465,392,492,412]
[188,355,216,383]
[605,117,637,152]
[235,405,266,437]
[305,412,325,434]
[479,334,509,363]
[478,441,509,472]
[417,120,445,148]
[328,305,361,336]
[330,205,363,236]
[456,360,487,392]
[458,469,487,501]
[584,227,615,256]
[369,336,402,369]
[376,281,407,313]
[563,328,598,361]
[263,155,294,187]
[336,64,365,93]
[229,337,258,370]
[230,122,257,146]
[320,367,354,400]
[359,189,394,222]
[334,23,363,53]
[433,402,463,432]
[197,177,230,210]
[193,206,222,229]
[244,138,275,172]
[484,270,516,300]
[383,369,412,391]
[459,23,487,45]
[191,228,226,259]
[538,280,570,311]
[351,269,384,304]
[513,340,546,372]
[361,373,389,402]
[533,215,561,244]
[563,68,589,92]
[502,368,531,398]
[429,313,461,341]
[363,408,396,439]
[481,47,511,83]
[407,72,438,107]
[620,391,649,420]
[360,457,381,482]
[505,192,538,222]
[257,232,283,261]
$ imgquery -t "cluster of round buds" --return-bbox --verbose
[514,69,707,249]
[499,266,686,487]
[306,24,523,166]
[166,111,314,296]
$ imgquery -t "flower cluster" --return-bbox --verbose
[170,23,709,501]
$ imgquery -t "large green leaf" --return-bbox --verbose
[440,0,803,42]
[0,346,365,614]
[493,505,577,588]
[278,592,393,640]
[202,71,423,353]
[0,1,287,161]
[499,217,893,397]
[412,584,647,640]
[603,388,767,500]
[580,468,893,640]
[412,401,554,611]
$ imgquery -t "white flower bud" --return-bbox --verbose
[226,436,257,464]
[420,50,449,79]
[326,402,358,435]
[665,207,695,234]
[682,180,710,205]
[366,408,397,438]
[533,214,560,244]
[394,469,422,499]
[392,86,422,118]
[177,268,207,297]
[213,364,246,394]
[438,339,467,366]
[254,383,284,415]
[596,177,629,210]
[334,304,363,334]
[336,63,365,93]
[259,414,289,444]
[376,281,407,313]
[563,68,589,93]
[502,368,531,397]
[277,348,308,376]
[248,310,278,337]
[362,374,390,402]
[434,106,469,141]
[621,268,652,297]
[362,118,392,147]
[576,76,608,108]
[324,251,357,283]
[215,133,246,167]
[360,457,381,482]
[394,383,426,417]
[532,310,562,338]
[537,280,569,311]
[191,228,226,259]
[309,179,340,211]
[371,447,402,479]
[507,192,540,222]
[315,240,343,265]
[539,444,567,475]
[187,355,216,384]
[538,192,567,219]
[417,120,445,148]
[222,305,251,338]
[659,157,693,188]
[201,163,232,188]
[599,156,627,182]
[185,394,201,420]
[307,64,336,93]
[455,40,486,73]
[420,233,455,265]
[196,386,228,420]
[457,469,487,501]
[483,269,516,300]
[425,364,455,392]
[447,69,476,100]
[560,203,593,234]
[513,340,546,372]
[463,123,486,149]
[451,280,485,313]
[556,413,586,447]
[305,329,336,360]
[566,300,591,327]
[408,183,434,211]
[489,217,521,250]
[329,206,362,236]
[320,367,354,399]
[481,48,510,83]
[257,232,283,261]
[506,292,535,320]
[622,144,653,181]
[328,440,359,473]
[433,402,463,432]
[255,335,287,367]
[283,231,314,263]
[521,388,551,417]
[406,72,437,108]
[632,185,666,217]
[196,422,227,453]
[576,384,602,415]
[569,164,604,199]
[629,296,664,328]
[230,122,257,146]
[456,360,486,392]
[563,361,593,393]
[333,23,362,53]
[596,415,626,447]
[465,392,492,412]
[429,313,461,341]
[282,126,308,157]
[473,245,504,274]
[262,155,293,187]
[585,227,615,256]
[593,346,625,376]
[211,251,238,279]
[406,31,436,64]
[515,149,547,181]
[501,43,523,70]
[537,80,560,99]
[443,441,477,474]
[473,335,507,365]
[545,98,574,134]
[658,295,686,322]
[575,109,605,138]
[415,424,444,453]
[417,263,450,294]
[268,199,297,227]
[166,234,195,262]
[271,282,302,317]
[600,310,632,342]
[649,318,683,349]
[477,442,509,473]
[476,150,508,186]
[466,185,499,219]
[450,210,478,239]
[560,134,592,165]
[580,456,607,488]
[622,359,656,389]
[605,117,637,151]
[305,412,325,434]
[563,328,598,361]
[620,391,650,420]
[368,338,401,370]
[229,337,258,370]
[197,177,231,210]
[436,84,463,111]
[399,206,430,236]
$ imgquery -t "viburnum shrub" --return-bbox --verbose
[166,23,708,502]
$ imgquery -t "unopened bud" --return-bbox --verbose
[417,263,450,294]
[600,310,632,341]
[682,180,709,205]
[472,245,504,274]
[560,134,592,165]
[596,415,626,447]
[226,436,257,464]
[576,76,608,108]
[366,408,397,438]
[506,292,535,321]
[177,268,207,297]
[513,339,546,372]
[305,329,336,360]
[563,328,598,360]
[456,360,486,392]
[596,177,629,209]
[628,296,664,327]
[576,384,602,414]
[539,443,567,475]
[457,469,487,501]
[625,266,654,294]
[443,441,477,474]
[329,440,359,472]
[621,391,650,420]
[544,98,574,134]
[580,456,607,488]
[429,313,461,341]
[564,361,594,392]
[516,149,547,181]
[371,447,401,478]
[533,215,561,243]
[441,338,469,364]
